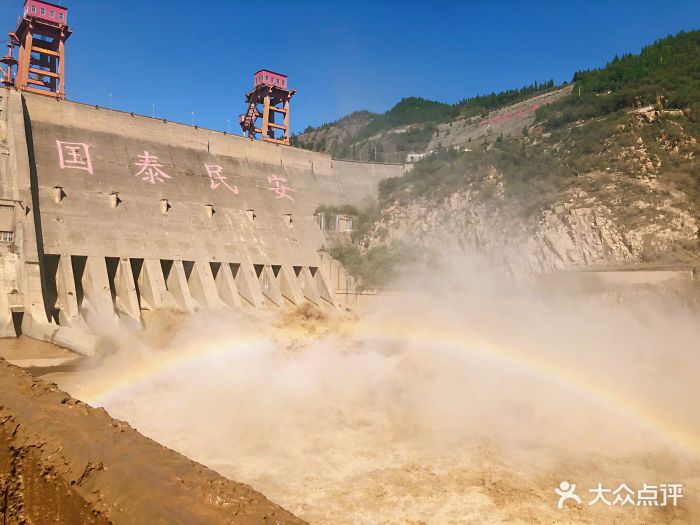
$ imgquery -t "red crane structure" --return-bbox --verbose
[0,38,17,88]
[240,69,296,145]
[1,1,71,98]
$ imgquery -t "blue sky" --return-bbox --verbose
[1,0,699,134]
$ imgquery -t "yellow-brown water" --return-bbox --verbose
[42,259,700,524]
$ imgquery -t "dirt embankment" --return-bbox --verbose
[0,358,306,525]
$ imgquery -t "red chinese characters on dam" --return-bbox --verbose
[480,103,540,126]
[267,174,295,202]
[54,143,296,198]
[205,164,239,195]
[134,151,172,184]
[56,141,93,175]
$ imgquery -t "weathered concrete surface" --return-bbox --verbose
[23,93,396,264]
[0,358,307,525]
[0,88,403,354]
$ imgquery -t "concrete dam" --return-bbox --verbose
[0,89,403,355]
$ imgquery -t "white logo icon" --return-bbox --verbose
[555,481,582,509]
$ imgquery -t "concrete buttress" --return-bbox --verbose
[298,266,321,306]
[81,256,118,322]
[187,260,225,309]
[277,265,305,306]
[166,260,197,313]
[212,262,242,308]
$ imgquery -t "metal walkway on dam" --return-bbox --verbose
[0,89,404,355]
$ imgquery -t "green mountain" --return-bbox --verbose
[293,81,556,162]
[316,30,700,289]
[542,30,700,129]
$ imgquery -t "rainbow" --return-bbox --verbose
[79,318,700,456]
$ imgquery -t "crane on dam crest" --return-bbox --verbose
[240,69,296,145]
[1,1,71,98]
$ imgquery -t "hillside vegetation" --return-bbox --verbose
[541,31,700,131]
[293,81,556,162]
[323,30,700,289]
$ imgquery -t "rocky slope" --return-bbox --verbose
[427,86,572,152]
[365,168,698,280]
[363,113,697,280]
[293,111,375,157]
[294,82,560,163]
[324,31,700,284]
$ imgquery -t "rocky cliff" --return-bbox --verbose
[364,169,698,280]
[324,31,700,285]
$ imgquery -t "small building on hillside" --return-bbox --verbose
[405,152,425,163]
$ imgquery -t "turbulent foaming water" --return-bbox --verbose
[46,256,700,524]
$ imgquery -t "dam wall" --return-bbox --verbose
[331,158,404,200]
[0,89,402,353]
